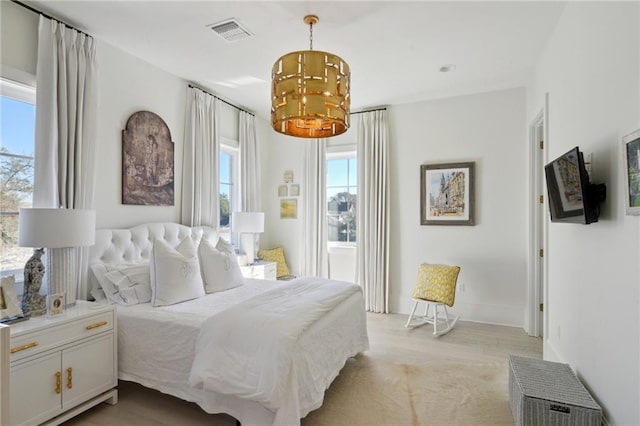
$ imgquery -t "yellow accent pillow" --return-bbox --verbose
[257,247,290,278]
[412,264,460,306]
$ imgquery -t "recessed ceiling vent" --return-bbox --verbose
[207,18,252,42]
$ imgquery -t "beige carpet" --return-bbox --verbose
[303,354,513,426]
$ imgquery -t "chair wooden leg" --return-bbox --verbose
[405,300,419,327]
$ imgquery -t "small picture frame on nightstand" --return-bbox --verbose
[47,293,65,317]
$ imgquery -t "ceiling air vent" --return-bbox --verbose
[207,18,253,42]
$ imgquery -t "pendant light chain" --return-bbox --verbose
[309,21,314,50]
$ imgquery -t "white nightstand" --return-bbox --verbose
[240,260,277,280]
[8,301,118,426]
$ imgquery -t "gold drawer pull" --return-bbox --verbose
[55,371,62,394]
[10,341,38,354]
[86,321,108,330]
[66,367,73,389]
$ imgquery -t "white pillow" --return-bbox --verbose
[150,237,205,307]
[0,275,23,319]
[199,238,245,293]
[90,262,149,305]
[104,264,152,305]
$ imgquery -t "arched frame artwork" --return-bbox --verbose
[122,111,175,205]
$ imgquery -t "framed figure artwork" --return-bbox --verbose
[122,111,175,206]
[420,162,475,226]
[623,128,640,215]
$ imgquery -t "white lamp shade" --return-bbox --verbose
[18,208,96,248]
[232,212,264,233]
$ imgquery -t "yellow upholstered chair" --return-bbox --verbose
[405,263,461,336]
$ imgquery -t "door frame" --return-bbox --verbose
[526,94,549,338]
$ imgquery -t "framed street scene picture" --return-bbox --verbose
[421,162,475,226]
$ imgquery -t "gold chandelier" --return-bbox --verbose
[271,15,350,138]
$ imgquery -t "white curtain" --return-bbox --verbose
[33,16,98,301]
[356,110,390,313]
[301,139,328,277]
[181,87,220,228]
[239,111,261,212]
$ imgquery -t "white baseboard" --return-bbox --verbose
[394,298,524,328]
[543,338,563,363]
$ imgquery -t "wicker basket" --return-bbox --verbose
[509,355,602,426]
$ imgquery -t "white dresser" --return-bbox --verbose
[240,260,277,280]
[8,301,117,426]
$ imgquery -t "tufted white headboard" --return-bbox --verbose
[89,222,218,266]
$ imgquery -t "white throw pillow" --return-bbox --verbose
[199,238,245,293]
[0,275,23,319]
[150,237,205,307]
[104,264,152,305]
[90,262,150,305]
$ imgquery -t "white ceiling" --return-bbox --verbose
[27,1,566,119]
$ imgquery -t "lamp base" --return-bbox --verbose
[240,233,256,265]
[47,247,80,307]
[21,248,46,317]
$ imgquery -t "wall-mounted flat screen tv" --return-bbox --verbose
[544,146,606,224]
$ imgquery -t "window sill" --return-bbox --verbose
[328,244,357,254]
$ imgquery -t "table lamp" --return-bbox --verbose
[18,208,96,315]
[232,212,264,266]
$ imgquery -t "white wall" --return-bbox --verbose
[390,88,528,326]
[260,132,305,275]
[528,2,639,424]
[93,41,187,228]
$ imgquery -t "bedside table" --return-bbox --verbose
[8,301,118,426]
[240,260,277,280]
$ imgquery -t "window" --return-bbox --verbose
[219,143,239,242]
[0,79,36,277]
[327,154,357,244]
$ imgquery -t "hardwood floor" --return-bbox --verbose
[63,313,541,425]
[367,313,541,365]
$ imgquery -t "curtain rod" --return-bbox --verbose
[350,107,387,116]
[188,84,255,117]
[12,0,91,37]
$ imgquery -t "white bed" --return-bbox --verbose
[88,223,369,426]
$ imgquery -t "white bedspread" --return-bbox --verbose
[189,277,361,425]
